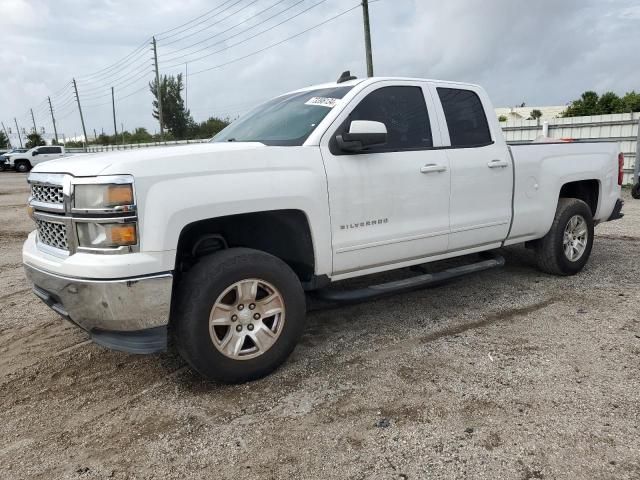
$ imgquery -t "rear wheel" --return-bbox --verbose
[174,248,306,383]
[632,183,640,200]
[535,198,594,276]
[15,161,30,173]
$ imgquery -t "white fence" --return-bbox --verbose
[501,112,640,185]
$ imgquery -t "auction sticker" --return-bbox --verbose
[305,97,340,108]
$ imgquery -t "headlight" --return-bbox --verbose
[74,184,134,210]
[76,222,137,248]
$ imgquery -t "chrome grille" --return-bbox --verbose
[35,219,68,251]
[31,184,64,204]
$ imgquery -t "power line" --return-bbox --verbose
[156,0,241,40]
[161,0,267,47]
[78,60,153,94]
[188,3,361,76]
[76,38,151,81]
[77,66,155,98]
[160,0,304,59]
[161,0,329,68]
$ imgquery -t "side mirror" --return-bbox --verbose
[336,120,387,153]
[32,150,39,156]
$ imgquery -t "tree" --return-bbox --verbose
[529,109,543,120]
[0,130,9,148]
[25,132,46,149]
[498,115,508,123]
[562,89,640,117]
[189,116,230,139]
[597,92,624,114]
[129,127,153,144]
[622,91,640,112]
[149,73,193,139]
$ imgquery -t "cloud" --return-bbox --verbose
[1,0,638,144]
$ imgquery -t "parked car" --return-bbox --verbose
[23,74,624,383]
[0,148,28,171]
[6,145,65,172]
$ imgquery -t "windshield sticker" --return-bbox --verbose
[305,97,340,108]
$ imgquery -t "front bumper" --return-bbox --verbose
[24,263,172,354]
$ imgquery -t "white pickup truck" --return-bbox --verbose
[8,145,66,172]
[23,75,624,383]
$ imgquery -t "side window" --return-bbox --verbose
[437,88,492,148]
[39,147,51,154]
[346,86,432,152]
[51,147,62,154]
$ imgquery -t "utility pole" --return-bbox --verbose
[185,63,188,111]
[30,109,37,134]
[121,122,124,145]
[361,0,374,77]
[47,96,59,144]
[14,118,23,148]
[93,128,98,141]
[72,78,89,151]
[111,86,118,138]
[1,122,11,148]
[152,36,164,140]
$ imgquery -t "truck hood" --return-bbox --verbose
[31,142,268,177]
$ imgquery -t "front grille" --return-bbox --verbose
[35,219,68,251]
[31,184,64,204]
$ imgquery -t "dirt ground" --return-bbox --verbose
[0,171,639,480]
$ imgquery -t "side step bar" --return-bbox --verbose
[313,254,505,303]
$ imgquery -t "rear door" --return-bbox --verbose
[320,80,451,275]
[430,84,513,251]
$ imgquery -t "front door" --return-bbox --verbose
[320,82,451,276]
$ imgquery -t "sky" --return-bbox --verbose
[1,0,639,144]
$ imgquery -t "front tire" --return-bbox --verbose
[632,183,640,200]
[15,161,31,173]
[174,248,306,383]
[535,198,594,276]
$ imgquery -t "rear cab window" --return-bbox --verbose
[437,88,492,148]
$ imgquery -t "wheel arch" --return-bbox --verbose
[558,179,600,217]
[175,209,317,283]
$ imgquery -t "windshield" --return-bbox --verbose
[212,86,353,146]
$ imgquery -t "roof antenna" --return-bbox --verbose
[337,70,357,84]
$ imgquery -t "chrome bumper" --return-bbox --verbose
[24,264,172,353]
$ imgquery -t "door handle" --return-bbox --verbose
[420,164,447,174]
[487,159,509,168]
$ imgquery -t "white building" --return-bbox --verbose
[495,105,566,122]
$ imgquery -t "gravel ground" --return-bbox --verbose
[1,171,639,480]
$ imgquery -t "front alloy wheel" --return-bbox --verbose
[209,279,285,360]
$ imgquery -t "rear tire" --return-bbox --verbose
[632,183,640,200]
[174,248,306,383]
[15,161,30,173]
[535,198,594,276]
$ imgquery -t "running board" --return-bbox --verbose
[313,254,505,303]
